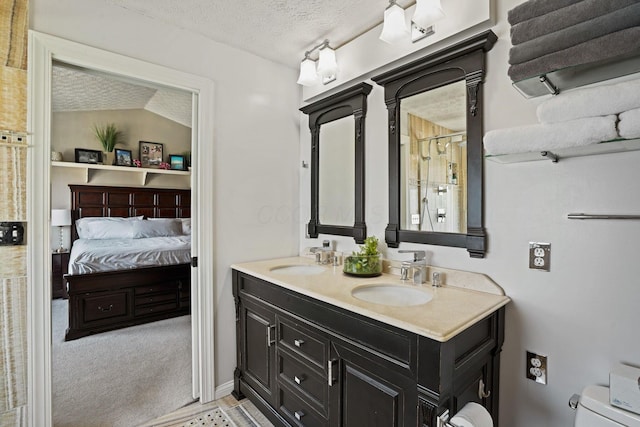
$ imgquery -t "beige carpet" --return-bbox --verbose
[52,299,194,427]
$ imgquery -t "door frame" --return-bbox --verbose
[27,31,217,427]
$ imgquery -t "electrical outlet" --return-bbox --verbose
[529,242,551,271]
[526,351,548,385]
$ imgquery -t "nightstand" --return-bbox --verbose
[52,251,70,299]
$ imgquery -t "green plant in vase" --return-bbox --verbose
[93,123,123,165]
[343,236,382,277]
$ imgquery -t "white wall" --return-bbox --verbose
[31,0,301,390]
[299,0,640,426]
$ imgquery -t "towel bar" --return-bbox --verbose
[567,213,640,220]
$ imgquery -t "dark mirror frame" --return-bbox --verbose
[300,82,373,244]
[372,30,497,258]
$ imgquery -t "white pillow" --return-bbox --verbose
[132,219,183,238]
[75,216,142,239]
[180,218,191,235]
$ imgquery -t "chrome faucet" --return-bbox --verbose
[311,240,334,265]
[399,250,427,285]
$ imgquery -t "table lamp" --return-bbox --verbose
[51,209,71,253]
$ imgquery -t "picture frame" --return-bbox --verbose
[115,148,133,166]
[75,148,103,164]
[169,154,186,170]
[139,141,164,168]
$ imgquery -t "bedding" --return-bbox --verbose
[75,216,143,239]
[68,235,191,275]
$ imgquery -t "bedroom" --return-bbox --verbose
[48,62,196,423]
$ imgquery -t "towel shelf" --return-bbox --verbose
[567,213,640,220]
[512,54,640,98]
[485,138,640,164]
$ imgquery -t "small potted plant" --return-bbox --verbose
[93,123,123,165]
[343,236,383,277]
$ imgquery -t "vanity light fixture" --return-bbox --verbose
[379,0,446,44]
[296,39,338,87]
[411,0,445,41]
[380,0,409,44]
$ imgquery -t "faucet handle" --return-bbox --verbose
[399,250,426,262]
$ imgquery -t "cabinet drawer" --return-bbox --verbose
[83,292,129,322]
[278,351,328,413]
[134,281,180,295]
[279,384,328,427]
[278,317,328,369]
[135,292,177,306]
[134,302,178,316]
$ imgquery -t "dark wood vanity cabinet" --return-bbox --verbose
[233,270,505,427]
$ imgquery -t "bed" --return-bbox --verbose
[63,185,192,341]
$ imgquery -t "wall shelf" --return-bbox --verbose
[51,161,190,185]
[485,138,640,164]
[512,53,640,98]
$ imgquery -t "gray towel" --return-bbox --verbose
[508,27,640,82]
[511,0,640,45]
[508,0,585,25]
[509,3,640,65]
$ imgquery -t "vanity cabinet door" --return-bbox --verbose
[240,297,277,405]
[329,341,417,427]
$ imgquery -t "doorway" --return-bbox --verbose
[28,31,216,426]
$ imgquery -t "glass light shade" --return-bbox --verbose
[297,57,319,86]
[380,3,408,44]
[412,0,445,29]
[316,46,338,79]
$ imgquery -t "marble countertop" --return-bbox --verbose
[231,257,510,342]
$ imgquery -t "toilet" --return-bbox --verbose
[574,385,640,426]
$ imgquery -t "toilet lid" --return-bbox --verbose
[580,385,640,427]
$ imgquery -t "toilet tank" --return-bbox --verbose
[575,385,640,427]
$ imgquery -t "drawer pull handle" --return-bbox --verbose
[294,339,305,347]
[294,410,305,421]
[328,359,337,386]
[294,375,306,385]
[267,325,276,347]
[478,379,491,399]
[98,304,113,312]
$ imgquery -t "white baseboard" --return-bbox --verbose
[214,380,235,400]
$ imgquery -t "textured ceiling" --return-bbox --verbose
[105,0,413,68]
[52,63,193,127]
[402,80,467,132]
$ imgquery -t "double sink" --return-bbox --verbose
[270,264,433,307]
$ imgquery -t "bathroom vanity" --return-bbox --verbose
[232,257,509,427]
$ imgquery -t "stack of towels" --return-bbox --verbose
[508,0,640,83]
[484,78,640,156]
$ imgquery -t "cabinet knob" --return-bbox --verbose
[294,375,306,385]
[98,304,113,312]
[294,410,305,421]
[294,339,305,347]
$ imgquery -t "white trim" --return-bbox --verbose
[27,31,217,427]
[214,380,235,400]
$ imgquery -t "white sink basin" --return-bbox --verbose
[351,284,433,307]
[269,265,326,276]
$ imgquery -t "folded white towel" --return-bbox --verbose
[537,78,640,124]
[484,115,618,156]
[619,108,640,139]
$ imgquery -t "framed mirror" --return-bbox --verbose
[372,31,497,258]
[300,82,372,243]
